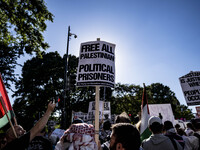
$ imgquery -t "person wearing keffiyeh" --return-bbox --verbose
[55,123,98,150]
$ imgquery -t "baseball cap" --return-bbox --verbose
[148,116,162,126]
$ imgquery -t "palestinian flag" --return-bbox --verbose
[0,74,14,128]
[140,83,151,141]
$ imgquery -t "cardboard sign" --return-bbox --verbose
[148,104,175,124]
[88,101,111,120]
[179,71,200,106]
[76,41,115,88]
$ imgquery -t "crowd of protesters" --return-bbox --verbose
[0,105,200,150]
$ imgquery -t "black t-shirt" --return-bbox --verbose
[3,132,30,150]
[27,136,52,150]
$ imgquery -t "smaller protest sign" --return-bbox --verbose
[88,101,111,120]
[179,71,200,106]
[148,104,175,124]
[196,106,200,118]
[50,128,65,139]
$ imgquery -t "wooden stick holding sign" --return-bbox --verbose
[95,85,100,144]
[76,37,115,146]
[94,37,101,145]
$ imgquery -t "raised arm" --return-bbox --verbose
[29,101,56,141]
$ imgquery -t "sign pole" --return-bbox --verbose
[76,37,115,146]
[95,38,101,145]
[95,85,100,145]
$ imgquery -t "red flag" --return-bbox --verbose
[58,97,60,103]
[0,74,14,128]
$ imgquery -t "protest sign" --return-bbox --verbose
[87,101,111,120]
[179,71,200,106]
[196,106,200,118]
[148,104,175,124]
[50,128,65,139]
[76,41,115,88]
[71,111,88,122]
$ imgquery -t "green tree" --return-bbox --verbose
[110,83,194,121]
[12,51,194,129]
[147,83,183,118]
[13,52,63,130]
[0,0,53,89]
[12,52,95,129]
[175,104,194,120]
[110,83,142,117]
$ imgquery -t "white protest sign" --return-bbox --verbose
[179,71,200,106]
[87,101,111,120]
[148,104,175,124]
[50,128,65,139]
[71,111,88,122]
[76,41,115,88]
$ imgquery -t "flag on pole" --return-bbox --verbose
[58,97,60,103]
[0,74,14,128]
[140,83,151,141]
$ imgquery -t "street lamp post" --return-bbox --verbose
[62,26,77,129]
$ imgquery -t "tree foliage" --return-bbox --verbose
[0,0,53,88]
[110,83,142,116]
[12,53,194,129]
[175,104,194,120]
[110,83,194,121]
[13,51,63,130]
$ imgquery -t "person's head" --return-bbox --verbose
[6,125,26,142]
[103,120,111,131]
[186,122,195,130]
[115,112,131,124]
[72,118,84,124]
[191,118,200,131]
[175,124,180,130]
[177,128,186,136]
[110,123,141,150]
[0,133,7,149]
[163,120,174,132]
[148,116,163,134]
